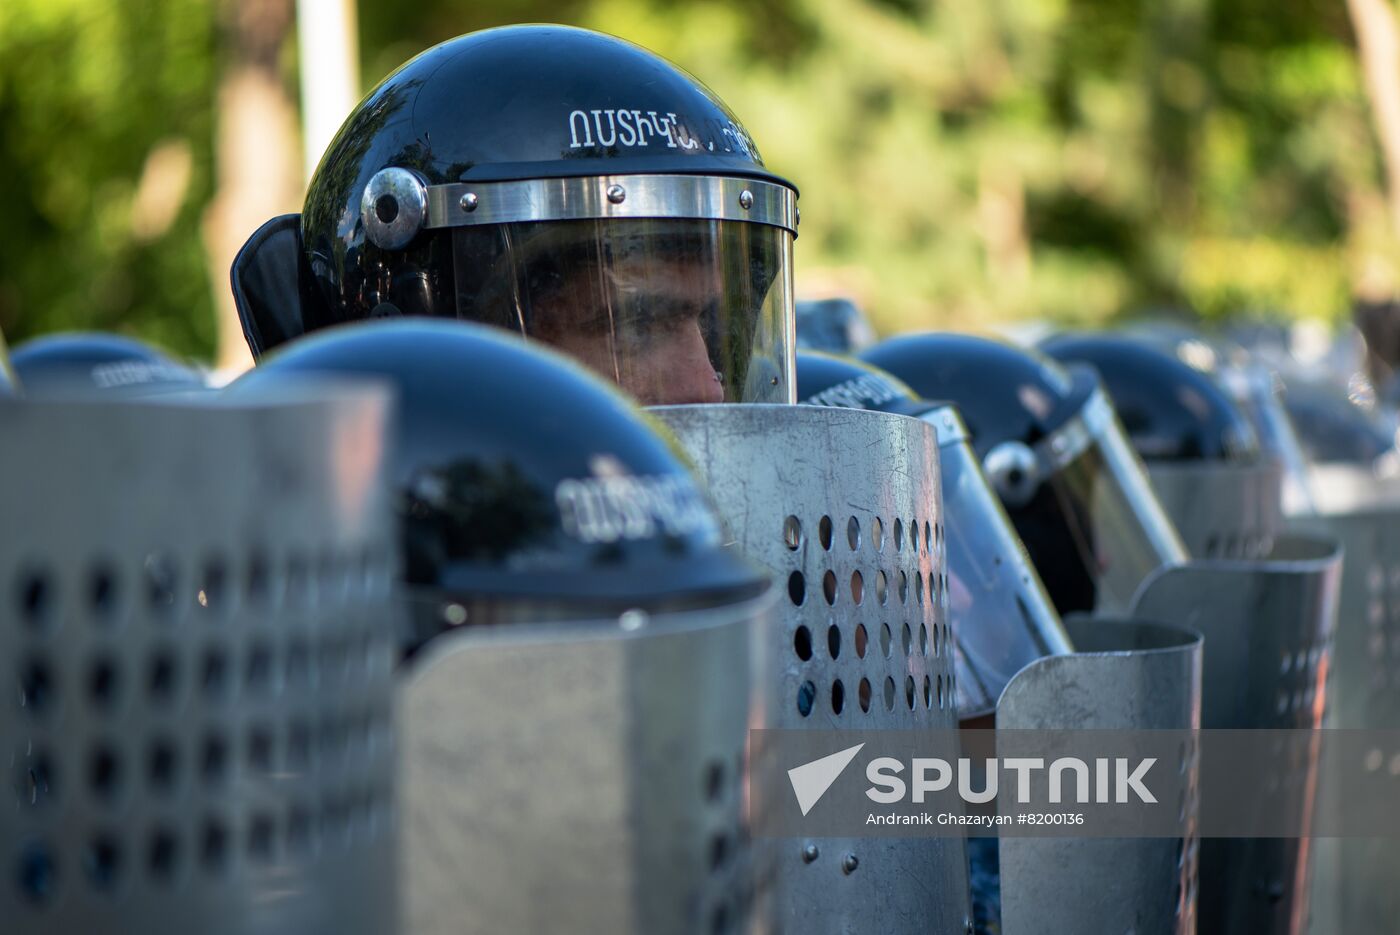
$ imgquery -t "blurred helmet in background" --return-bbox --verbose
[861,333,1185,615]
[11,332,204,399]
[1040,332,1259,462]
[795,297,877,354]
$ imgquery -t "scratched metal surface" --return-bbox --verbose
[654,403,973,935]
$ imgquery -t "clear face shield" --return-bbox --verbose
[434,175,796,405]
[916,406,1072,719]
[984,368,1187,615]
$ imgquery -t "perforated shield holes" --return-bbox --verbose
[652,404,971,935]
[0,392,397,934]
[1131,535,1340,935]
[1147,462,1283,561]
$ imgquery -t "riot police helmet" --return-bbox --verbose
[231,25,798,407]
[1040,332,1259,462]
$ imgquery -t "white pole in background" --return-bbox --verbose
[297,0,360,183]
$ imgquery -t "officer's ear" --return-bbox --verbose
[230,214,325,360]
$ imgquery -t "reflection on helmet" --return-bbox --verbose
[861,333,1184,616]
[231,25,799,407]
[795,350,1071,719]
[228,320,765,657]
[11,332,204,399]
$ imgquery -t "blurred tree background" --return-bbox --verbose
[1,0,1397,364]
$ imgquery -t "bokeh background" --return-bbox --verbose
[2,0,1399,369]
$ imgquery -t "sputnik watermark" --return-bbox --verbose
[787,748,1156,814]
[756,727,1400,838]
[864,756,1157,805]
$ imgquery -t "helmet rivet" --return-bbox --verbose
[607,184,627,205]
[459,192,479,212]
[841,853,859,874]
[443,603,468,627]
[739,189,754,210]
[618,609,648,631]
[801,844,819,863]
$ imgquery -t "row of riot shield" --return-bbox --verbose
[656,398,1342,935]
[0,349,1369,935]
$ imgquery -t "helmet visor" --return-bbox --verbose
[1040,370,1187,613]
[451,218,794,405]
[925,409,1072,719]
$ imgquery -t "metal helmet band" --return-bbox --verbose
[362,170,800,250]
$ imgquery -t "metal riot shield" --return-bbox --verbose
[1293,471,1400,933]
[1147,459,1284,560]
[1131,535,1343,935]
[995,617,1203,935]
[0,390,398,935]
[652,403,973,935]
[399,591,773,935]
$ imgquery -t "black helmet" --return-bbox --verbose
[795,350,922,413]
[10,332,204,398]
[232,25,798,407]
[795,298,877,354]
[861,333,1185,616]
[796,350,1072,719]
[1040,333,1259,462]
[229,319,765,655]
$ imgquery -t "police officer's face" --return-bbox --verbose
[534,257,727,406]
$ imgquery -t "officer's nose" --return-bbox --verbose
[646,320,724,405]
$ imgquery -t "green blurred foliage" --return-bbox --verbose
[0,0,217,357]
[0,0,1391,358]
